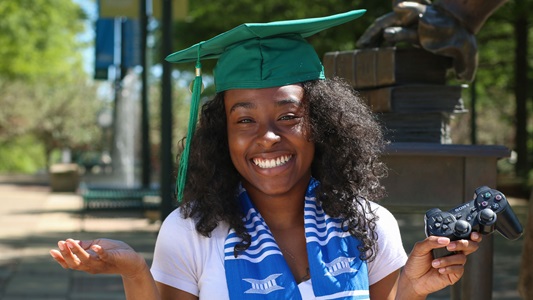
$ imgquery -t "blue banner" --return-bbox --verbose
[94,18,140,80]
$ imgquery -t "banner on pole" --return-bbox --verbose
[94,19,114,80]
[94,18,141,80]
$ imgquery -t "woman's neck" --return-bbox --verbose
[245,178,309,231]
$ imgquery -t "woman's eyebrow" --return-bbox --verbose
[229,98,301,113]
[229,101,257,113]
[276,98,301,107]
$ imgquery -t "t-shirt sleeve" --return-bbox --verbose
[367,203,409,285]
[150,208,201,296]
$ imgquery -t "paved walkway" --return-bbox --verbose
[0,183,159,300]
[0,181,529,299]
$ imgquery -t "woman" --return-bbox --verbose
[51,9,481,299]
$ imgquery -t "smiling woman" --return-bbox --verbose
[51,9,483,300]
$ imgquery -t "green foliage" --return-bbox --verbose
[0,75,105,167]
[475,5,515,104]
[0,0,87,81]
[0,0,104,172]
[147,75,191,161]
[0,135,46,173]
[0,80,37,140]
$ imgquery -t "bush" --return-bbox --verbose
[0,135,46,173]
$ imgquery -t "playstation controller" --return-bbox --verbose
[424,186,523,258]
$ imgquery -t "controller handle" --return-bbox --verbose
[494,204,523,240]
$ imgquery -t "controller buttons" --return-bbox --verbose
[455,214,463,219]
[483,192,492,199]
[466,215,473,221]
[491,203,500,210]
[480,201,489,208]
[442,224,449,230]
[434,222,441,228]
[435,215,443,222]
[495,194,503,201]
[444,216,453,223]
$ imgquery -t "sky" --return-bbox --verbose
[74,0,98,75]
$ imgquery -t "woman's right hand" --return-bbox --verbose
[50,238,147,278]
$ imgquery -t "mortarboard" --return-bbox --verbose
[166,9,366,202]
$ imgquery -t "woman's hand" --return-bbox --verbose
[50,238,147,279]
[397,232,482,299]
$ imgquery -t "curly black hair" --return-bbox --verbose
[178,77,388,261]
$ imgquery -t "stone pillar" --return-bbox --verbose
[324,47,511,300]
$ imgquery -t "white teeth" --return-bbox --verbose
[253,155,292,169]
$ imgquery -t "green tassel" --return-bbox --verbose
[176,44,203,203]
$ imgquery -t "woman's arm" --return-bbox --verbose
[122,262,160,300]
[156,282,199,300]
[369,269,400,299]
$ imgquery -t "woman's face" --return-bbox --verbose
[224,84,315,199]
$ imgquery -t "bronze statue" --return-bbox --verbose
[357,0,509,82]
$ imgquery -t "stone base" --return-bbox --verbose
[49,164,80,193]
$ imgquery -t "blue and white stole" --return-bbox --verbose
[224,178,369,299]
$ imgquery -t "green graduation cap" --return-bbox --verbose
[167,9,366,202]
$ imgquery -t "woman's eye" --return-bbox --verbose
[237,118,253,123]
[279,115,299,121]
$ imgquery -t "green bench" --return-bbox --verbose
[81,188,160,210]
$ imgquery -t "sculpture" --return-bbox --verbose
[356,0,509,82]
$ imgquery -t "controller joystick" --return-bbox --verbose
[479,209,496,225]
[424,186,523,258]
[453,220,471,239]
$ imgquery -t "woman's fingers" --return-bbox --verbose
[433,252,467,269]
[53,239,98,271]
[411,236,450,257]
[49,249,69,269]
[444,232,482,255]
[90,244,108,260]
[413,231,482,258]
[66,239,91,261]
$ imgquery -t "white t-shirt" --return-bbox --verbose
[151,202,408,299]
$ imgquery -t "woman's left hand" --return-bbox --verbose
[398,232,482,298]
[50,238,147,278]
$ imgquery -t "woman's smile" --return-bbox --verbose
[252,154,293,169]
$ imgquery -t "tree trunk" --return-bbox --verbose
[519,194,533,298]
[513,0,529,178]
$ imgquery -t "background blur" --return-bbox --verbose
[0,0,531,196]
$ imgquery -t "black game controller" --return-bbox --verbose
[424,186,523,258]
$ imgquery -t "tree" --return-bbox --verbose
[512,0,530,178]
[30,76,104,167]
[470,1,532,180]
[0,0,87,81]
[0,0,103,172]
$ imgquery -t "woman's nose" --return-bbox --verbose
[256,125,281,148]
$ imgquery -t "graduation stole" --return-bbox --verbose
[224,178,370,299]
